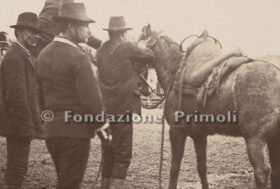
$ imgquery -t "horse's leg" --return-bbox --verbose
[193,135,208,189]
[268,133,280,189]
[245,137,271,189]
[168,127,187,189]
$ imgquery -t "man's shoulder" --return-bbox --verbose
[98,40,111,52]
[2,44,26,64]
[115,41,138,54]
[4,43,25,57]
[39,41,85,59]
[98,40,135,55]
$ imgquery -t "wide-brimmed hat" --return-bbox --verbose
[53,3,95,23]
[10,12,41,32]
[103,16,132,31]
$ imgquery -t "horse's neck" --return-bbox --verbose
[151,38,183,93]
[153,55,170,92]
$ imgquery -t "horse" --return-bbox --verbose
[138,24,280,189]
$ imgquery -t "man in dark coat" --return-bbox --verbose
[0,12,43,188]
[96,16,154,189]
[37,2,110,188]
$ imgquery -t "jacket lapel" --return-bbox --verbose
[12,42,36,69]
[28,56,37,69]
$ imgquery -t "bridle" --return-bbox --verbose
[137,36,166,109]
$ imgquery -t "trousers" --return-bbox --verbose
[45,137,90,189]
[5,137,31,188]
[101,123,133,179]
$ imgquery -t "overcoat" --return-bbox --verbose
[36,38,104,139]
[0,42,42,139]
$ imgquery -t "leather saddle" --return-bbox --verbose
[173,32,252,109]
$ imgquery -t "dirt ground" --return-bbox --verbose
[0,109,266,189]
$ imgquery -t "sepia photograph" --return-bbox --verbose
[0,0,280,188]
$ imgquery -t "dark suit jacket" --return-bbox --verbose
[96,39,154,115]
[0,42,42,139]
[37,39,104,139]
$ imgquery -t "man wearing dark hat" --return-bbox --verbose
[0,31,8,43]
[0,31,10,64]
[37,2,110,189]
[96,16,154,189]
[36,0,103,56]
[0,12,42,189]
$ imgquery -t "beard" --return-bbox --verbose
[21,37,39,57]
[70,27,89,44]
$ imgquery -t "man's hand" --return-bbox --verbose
[95,122,112,143]
[137,40,148,49]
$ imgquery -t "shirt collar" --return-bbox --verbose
[14,41,31,57]
[53,36,78,48]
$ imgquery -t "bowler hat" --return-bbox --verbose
[10,12,41,32]
[0,31,8,42]
[103,16,132,31]
[53,3,95,23]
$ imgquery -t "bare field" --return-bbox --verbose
[0,109,261,189]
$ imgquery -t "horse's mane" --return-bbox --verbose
[157,35,183,74]
[160,35,180,48]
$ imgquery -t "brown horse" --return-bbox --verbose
[138,24,280,189]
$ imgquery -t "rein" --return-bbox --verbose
[137,37,166,109]
[143,36,183,189]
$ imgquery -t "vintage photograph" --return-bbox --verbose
[0,0,280,188]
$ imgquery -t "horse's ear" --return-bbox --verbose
[146,24,152,35]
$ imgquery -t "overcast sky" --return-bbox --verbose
[1,0,280,57]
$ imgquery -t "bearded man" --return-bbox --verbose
[37,2,110,188]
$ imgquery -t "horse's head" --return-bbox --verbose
[138,24,184,91]
[139,24,157,42]
[138,24,165,54]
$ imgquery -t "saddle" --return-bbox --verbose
[173,33,252,109]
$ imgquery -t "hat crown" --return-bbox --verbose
[109,16,126,28]
[59,3,85,16]
[16,12,38,26]
[104,16,132,31]
[10,12,40,31]
[55,2,94,23]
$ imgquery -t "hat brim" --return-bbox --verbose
[103,28,133,31]
[10,24,42,33]
[53,16,95,23]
